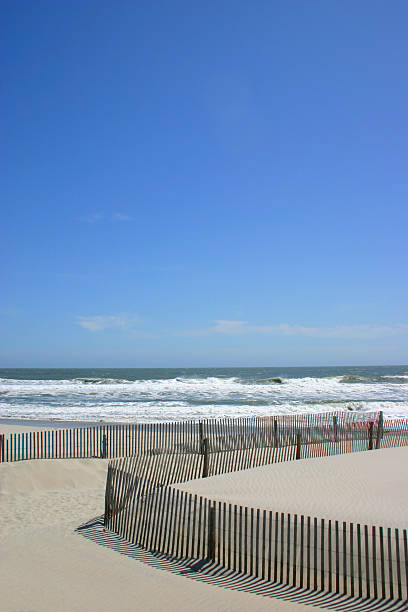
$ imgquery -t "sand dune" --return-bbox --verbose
[177,446,408,528]
[0,457,109,494]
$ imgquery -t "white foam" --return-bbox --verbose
[0,375,407,422]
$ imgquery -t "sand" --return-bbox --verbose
[0,420,101,436]
[2,424,406,612]
[177,446,408,528]
[0,435,315,611]
[1,421,53,435]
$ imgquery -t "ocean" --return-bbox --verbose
[0,365,407,424]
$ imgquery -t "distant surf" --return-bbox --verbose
[0,366,407,423]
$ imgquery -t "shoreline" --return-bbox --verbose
[0,407,392,431]
[0,416,107,430]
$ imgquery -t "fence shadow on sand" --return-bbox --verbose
[77,516,408,612]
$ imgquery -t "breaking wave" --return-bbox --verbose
[340,375,408,384]
[0,368,407,423]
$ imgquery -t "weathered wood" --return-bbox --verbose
[295,433,302,460]
[101,434,108,459]
[368,421,374,450]
[395,528,402,600]
[376,411,383,449]
[202,437,209,478]
[335,520,340,593]
[365,524,371,598]
[206,502,216,561]
[388,527,394,599]
[372,526,378,599]
[321,518,325,591]
[379,525,386,599]
[328,519,333,593]
[2,403,407,522]
[333,415,338,442]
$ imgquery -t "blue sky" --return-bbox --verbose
[1,0,407,367]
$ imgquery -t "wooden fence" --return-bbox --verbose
[105,478,408,601]
[104,419,408,602]
[2,410,405,463]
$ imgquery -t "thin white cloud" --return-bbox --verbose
[76,314,140,332]
[181,321,408,339]
[112,213,132,221]
[253,323,408,339]
[79,213,104,223]
[180,320,246,337]
[76,314,408,340]
[79,212,133,223]
[213,320,247,333]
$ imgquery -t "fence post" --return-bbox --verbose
[375,411,383,449]
[101,434,108,458]
[368,422,374,450]
[207,503,216,561]
[274,418,279,447]
[202,438,209,477]
[199,421,204,454]
[104,466,111,526]
[333,415,338,442]
[0,434,4,463]
[296,433,302,460]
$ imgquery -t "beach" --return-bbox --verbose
[1,420,407,610]
[3,0,408,606]
[0,425,320,612]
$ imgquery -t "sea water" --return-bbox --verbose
[0,366,407,423]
